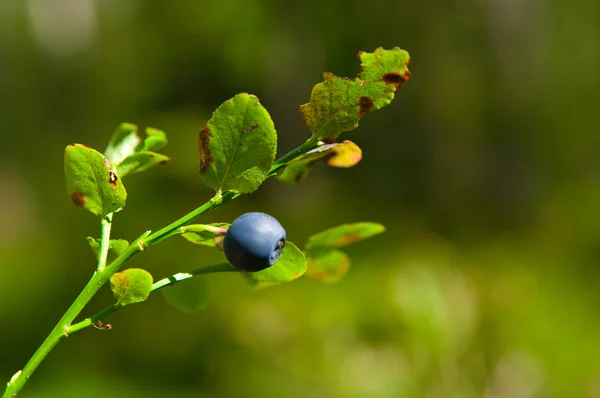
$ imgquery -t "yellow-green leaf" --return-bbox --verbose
[278,140,362,184]
[300,47,410,142]
[306,249,351,284]
[305,222,385,253]
[110,268,154,306]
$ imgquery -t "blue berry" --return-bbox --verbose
[224,212,286,272]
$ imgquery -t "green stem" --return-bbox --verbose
[67,263,237,336]
[150,262,237,292]
[268,138,322,177]
[3,231,147,398]
[4,139,320,397]
[141,191,237,248]
[96,214,113,271]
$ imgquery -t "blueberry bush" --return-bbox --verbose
[3,47,410,397]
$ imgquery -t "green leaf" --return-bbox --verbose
[197,93,277,194]
[116,151,170,177]
[104,123,141,164]
[300,47,410,142]
[305,222,386,254]
[137,127,167,152]
[180,223,229,249]
[86,237,130,260]
[64,144,127,217]
[278,140,362,184]
[243,242,306,289]
[162,277,209,313]
[110,268,153,306]
[104,123,170,177]
[306,249,351,283]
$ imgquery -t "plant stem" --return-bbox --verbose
[2,231,147,398]
[66,263,237,336]
[96,214,113,271]
[141,191,237,248]
[150,262,237,292]
[4,139,320,397]
[268,138,321,177]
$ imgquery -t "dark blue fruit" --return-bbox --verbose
[224,212,286,272]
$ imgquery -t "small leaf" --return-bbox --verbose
[64,144,127,217]
[243,242,306,288]
[86,237,130,260]
[305,222,385,254]
[137,127,167,152]
[278,140,362,184]
[110,268,153,306]
[181,223,229,248]
[104,123,141,164]
[306,249,351,283]
[300,47,410,142]
[162,277,209,313]
[104,124,169,177]
[116,151,170,177]
[197,93,277,194]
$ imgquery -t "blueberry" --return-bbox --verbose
[224,212,286,272]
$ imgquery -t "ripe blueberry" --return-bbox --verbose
[224,212,286,272]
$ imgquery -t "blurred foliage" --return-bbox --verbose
[0,0,598,397]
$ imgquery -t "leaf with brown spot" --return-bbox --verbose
[110,268,153,306]
[64,144,127,217]
[300,47,410,142]
[277,140,362,185]
[305,222,385,254]
[198,93,277,194]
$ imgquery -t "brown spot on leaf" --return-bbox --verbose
[338,233,363,246]
[197,125,213,174]
[244,124,259,134]
[108,171,118,186]
[309,271,329,282]
[382,71,411,88]
[259,157,273,171]
[294,171,306,184]
[70,191,86,207]
[81,144,91,149]
[359,96,374,117]
[160,158,171,165]
[321,138,335,144]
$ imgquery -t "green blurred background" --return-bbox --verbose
[1,0,598,397]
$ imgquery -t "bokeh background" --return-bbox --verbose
[1,0,599,397]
